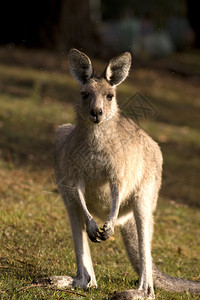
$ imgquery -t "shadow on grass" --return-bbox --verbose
[0,257,48,282]
[0,116,55,167]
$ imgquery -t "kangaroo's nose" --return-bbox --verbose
[90,108,103,123]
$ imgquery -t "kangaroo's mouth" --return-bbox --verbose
[89,115,102,124]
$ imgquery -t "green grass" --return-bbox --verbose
[0,48,200,299]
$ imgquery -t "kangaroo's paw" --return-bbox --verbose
[34,275,97,289]
[99,221,114,241]
[110,289,155,300]
[86,218,101,243]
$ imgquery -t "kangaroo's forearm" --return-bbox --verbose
[108,183,123,224]
[75,183,101,243]
[98,184,123,241]
[76,184,93,224]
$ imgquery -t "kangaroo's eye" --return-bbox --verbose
[81,92,89,100]
[106,94,114,101]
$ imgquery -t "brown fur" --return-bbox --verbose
[51,49,200,299]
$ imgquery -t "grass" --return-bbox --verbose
[0,47,200,299]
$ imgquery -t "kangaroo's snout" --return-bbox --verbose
[90,107,103,123]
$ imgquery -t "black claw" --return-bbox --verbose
[88,232,102,243]
[89,235,95,242]
[92,237,101,243]
[99,232,108,241]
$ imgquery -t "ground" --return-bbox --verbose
[0,46,200,299]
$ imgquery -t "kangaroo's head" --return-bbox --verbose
[69,49,131,125]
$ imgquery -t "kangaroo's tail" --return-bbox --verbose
[153,263,200,293]
[120,218,200,294]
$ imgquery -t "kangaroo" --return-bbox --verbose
[51,49,200,299]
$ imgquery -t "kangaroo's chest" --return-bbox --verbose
[69,139,113,182]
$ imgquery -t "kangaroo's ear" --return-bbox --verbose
[104,52,132,86]
[69,49,93,84]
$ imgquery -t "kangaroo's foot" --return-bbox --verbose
[33,276,73,288]
[34,275,97,289]
[110,289,155,300]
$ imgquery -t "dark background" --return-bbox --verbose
[0,0,199,56]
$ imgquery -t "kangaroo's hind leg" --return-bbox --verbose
[133,196,154,298]
[120,217,140,276]
[50,198,97,289]
[111,215,154,300]
[112,184,157,300]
